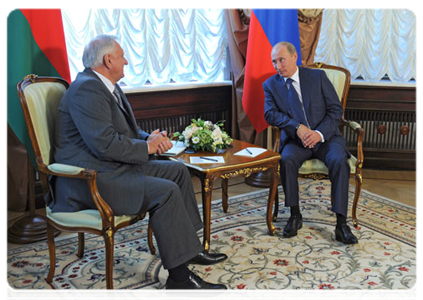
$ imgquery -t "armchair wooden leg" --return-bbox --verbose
[103,229,115,289]
[77,233,85,258]
[147,221,156,255]
[352,172,363,228]
[221,178,229,213]
[46,222,56,284]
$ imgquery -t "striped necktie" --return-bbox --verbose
[113,86,124,108]
[113,86,138,130]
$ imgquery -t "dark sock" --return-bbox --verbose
[336,213,346,227]
[290,205,301,216]
[168,263,190,282]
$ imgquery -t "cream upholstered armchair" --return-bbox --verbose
[272,63,364,227]
[17,75,155,289]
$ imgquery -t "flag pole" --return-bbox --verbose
[7,156,58,243]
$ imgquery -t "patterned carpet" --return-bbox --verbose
[7,180,416,290]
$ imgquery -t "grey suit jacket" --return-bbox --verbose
[49,68,151,214]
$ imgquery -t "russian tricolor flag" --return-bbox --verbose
[243,9,302,133]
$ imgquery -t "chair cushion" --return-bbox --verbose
[46,207,137,230]
[299,155,357,175]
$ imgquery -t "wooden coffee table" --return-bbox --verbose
[169,139,281,251]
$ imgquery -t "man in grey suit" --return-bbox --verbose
[51,34,227,289]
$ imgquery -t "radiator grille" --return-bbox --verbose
[137,110,230,135]
[344,110,416,150]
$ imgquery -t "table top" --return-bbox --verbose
[168,139,281,174]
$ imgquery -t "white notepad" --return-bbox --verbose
[234,147,267,157]
[161,141,187,156]
[190,156,225,164]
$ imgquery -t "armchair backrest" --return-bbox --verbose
[303,62,351,112]
[17,75,69,170]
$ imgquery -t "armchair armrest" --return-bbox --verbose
[43,162,115,227]
[47,163,86,175]
[271,126,281,153]
[343,120,361,131]
[341,118,364,169]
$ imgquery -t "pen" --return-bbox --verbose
[246,148,253,155]
[199,156,218,162]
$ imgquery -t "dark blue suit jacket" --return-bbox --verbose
[264,67,344,152]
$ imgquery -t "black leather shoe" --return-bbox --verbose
[283,214,303,238]
[188,251,228,265]
[166,272,227,289]
[335,224,358,244]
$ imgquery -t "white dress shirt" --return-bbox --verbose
[93,70,119,103]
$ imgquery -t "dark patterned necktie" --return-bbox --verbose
[113,86,138,130]
[113,86,124,108]
[286,78,309,127]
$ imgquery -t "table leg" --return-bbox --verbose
[267,165,279,236]
[273,192,279,222]
[200,177,214,252]
[221,178,229,213]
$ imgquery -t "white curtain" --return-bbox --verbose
[62,9,228,86]
[314,9,416,83]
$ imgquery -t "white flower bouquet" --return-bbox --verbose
[173,118,233,153]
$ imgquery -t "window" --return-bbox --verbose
[62,9,229,86]
[314,9,416,84]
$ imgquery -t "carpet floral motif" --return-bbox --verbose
[7,180,416,290]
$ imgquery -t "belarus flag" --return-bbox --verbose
[242,9,302,133]
[7,9,71,167]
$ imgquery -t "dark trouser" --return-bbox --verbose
[280,136,350,217]
[140,160,203,270]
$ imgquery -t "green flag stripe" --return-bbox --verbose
[7,9,62,168]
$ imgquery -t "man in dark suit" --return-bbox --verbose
[263,41,358,244]
[51,34,228,289]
